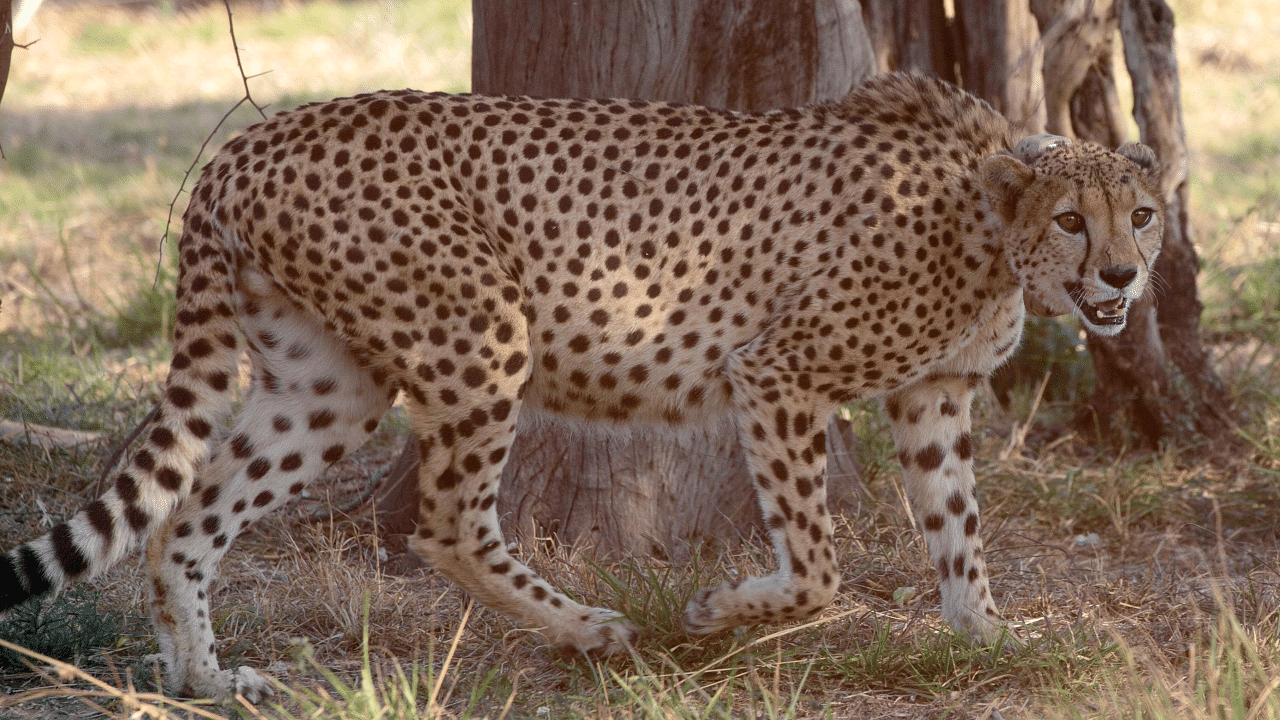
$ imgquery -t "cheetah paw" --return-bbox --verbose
[550,608,638,659]
[186,666,276,705]
[228,666,276,705]
[948,609,1027,653]
[683,586,742,635]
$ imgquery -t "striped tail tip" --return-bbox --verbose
[0,548,52,613]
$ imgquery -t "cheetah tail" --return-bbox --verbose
[1,213,241,613]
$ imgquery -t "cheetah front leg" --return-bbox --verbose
[884,374,1011,644]
[684,352,840,634]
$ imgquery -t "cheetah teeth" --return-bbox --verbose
[1076,297,1128,326]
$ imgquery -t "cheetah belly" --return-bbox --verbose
[521,299,742,425]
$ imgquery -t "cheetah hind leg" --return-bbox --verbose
[401,339,637,658]
[145,281,396,703]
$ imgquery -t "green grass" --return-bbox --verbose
[0,590,121,672]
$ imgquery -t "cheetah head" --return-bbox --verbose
[980,135,1165,337]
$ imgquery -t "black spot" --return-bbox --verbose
[156,467,183,491]
[201,515,220,535]
[230,433,254,459]
[436,468,459,490]
[885,396,901,421]
[915,444,945,471]
[200,484,220,508]
[247,457,272,480]
[12,547,53,600]
[946,490,966,515]
[186,417,213,438]
[149,426,176,449]
[462,366,487,388]
[167,386,196,409]
[133,449,155,472]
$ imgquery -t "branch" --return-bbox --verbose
[155,0,270,287]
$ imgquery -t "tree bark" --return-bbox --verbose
[375,0,875,561]
[1,0,14,109]
[1031,0,1123,141]
[953,0,1047,134]
[472,0,875,108]
[1110,0,1236,445]
[859,0,955,80]
[1059,0,1230,448]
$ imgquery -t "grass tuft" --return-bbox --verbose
[0,590,121,672]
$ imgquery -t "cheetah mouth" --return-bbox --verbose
[1067,283,1129,327]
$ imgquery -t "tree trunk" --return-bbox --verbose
[953,0,1047,134]
[374,0,875,561]
[1076,0,1238,448]
[1,0,14,109]
[1031,0,1123,142]
[472,0,875,108]
[859,0,955,80]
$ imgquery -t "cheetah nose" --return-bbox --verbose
[1099,264,1138,289]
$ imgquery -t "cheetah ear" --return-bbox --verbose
[980,155,1036,224]
[1012,133,1071,165]
[1116,142,1159,173]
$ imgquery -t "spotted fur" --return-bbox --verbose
[0,73,1163,701]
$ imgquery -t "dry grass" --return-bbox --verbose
[2,0,1280,718]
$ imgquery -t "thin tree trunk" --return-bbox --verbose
[375,0,876,561]
[1051,0,1238,448]
[859,0,955,80]
[1116,0,1237,444]
[953,0,1047,134]
[1032,0,1122,141]
[1,0,14,109]
[1004,0,1235,450]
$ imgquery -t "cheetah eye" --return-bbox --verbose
[1054,212,1084,234]
[1131,208,1154,228]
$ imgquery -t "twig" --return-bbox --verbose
[225,0,269,119]
[92,403,160,496]
[154,0,270,288]
[304,467,387,523]
[999,369,1053,462]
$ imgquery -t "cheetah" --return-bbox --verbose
[1,73,1164,702]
